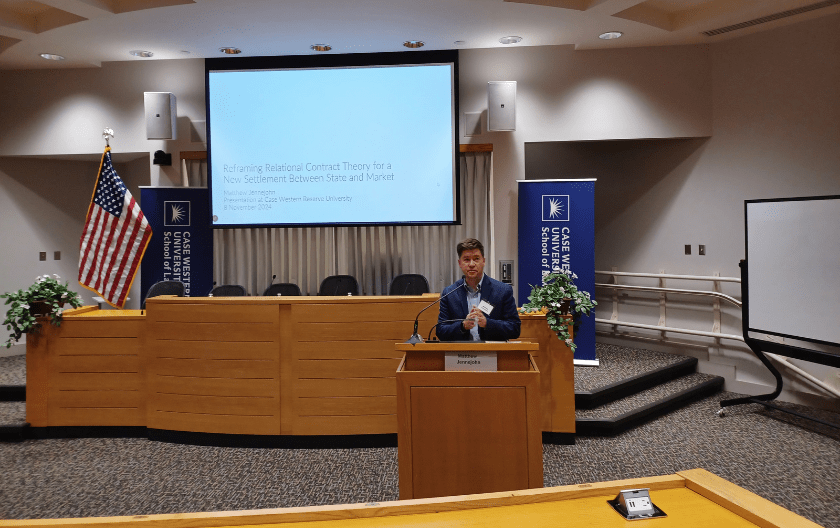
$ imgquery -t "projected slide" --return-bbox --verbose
[207,63,456,226]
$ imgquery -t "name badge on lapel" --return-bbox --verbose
[478,299,494,315]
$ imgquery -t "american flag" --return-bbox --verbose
[79,148,152,308]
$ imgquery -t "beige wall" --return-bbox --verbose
[0,14,837,401]
[0,156,148,351]
[458,42,712,272]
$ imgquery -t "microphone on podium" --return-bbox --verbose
[405,278,468,344]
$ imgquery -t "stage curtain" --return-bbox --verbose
[203,152,491,295]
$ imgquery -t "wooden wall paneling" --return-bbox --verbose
[149,301,278,323]
[148,412,280,436]
[48,315,144,426]
[285,299,436,435]
[519,314,575,433]
[295,395,396,416]
[293,340,405,359]
[146,300,281,435]
[295,377,397,398]
[290,414,400,436]
[150,321,278,342]
[294,358,402,379]
[279,304,294,435]
[25,321,55,426]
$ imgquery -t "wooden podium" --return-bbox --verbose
[395,342,543,500]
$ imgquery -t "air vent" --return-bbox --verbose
[703,0,840,36]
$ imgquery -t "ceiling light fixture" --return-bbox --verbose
[403,40,424,48]
[129,50,153,57]
[219,47,241,54]
[499,36,522,45]
[599,31,623,40]
[39,53,65,60]
[311,44,332,52]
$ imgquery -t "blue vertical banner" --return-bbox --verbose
[140,187,213,303]
[518,179,597,364]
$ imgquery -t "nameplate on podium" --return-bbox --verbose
[444,351,497,371]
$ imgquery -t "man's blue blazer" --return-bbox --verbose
[436,275,521,341]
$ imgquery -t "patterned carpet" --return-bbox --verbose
[574,344,687,391]
[0,354,25,386]
[1,349,839,526]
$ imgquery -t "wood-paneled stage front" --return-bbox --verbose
[25,295,575,438]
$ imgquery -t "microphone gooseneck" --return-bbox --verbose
[405,279,467,344]
[265,274,277,296]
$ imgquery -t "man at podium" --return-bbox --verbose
[437,238,521,341]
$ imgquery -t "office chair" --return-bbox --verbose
[209,284,247,297]
[142,280,185,309]
[318,275,359,296]
[388,273,430,295]
[263,283,303,296]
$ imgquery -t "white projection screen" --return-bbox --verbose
[205,50,459,228]
[745,196,840,347]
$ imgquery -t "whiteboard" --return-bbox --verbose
[746,196,840,347]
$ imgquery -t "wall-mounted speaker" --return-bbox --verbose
[144,92,177,140]
[487,81,516,131]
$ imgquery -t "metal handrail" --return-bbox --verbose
[595,270,740,282]
[595,283,742,307]
[594,269,840,399]
[595,318,744,341]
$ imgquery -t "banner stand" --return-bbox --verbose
[517,179,598,366]
[140,187,213,304]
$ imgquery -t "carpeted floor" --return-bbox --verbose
[1,347,839,526]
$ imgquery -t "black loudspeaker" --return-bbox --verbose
[487,81,516,131]
[144,92,177,140]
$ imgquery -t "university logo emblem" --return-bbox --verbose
[542,195,570,222]
[164,201,190,226]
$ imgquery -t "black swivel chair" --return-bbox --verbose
[209,284,247,296]
[388,273,430,295]
[263,283,302,296]
[142,280,185,309]
[318,275,359,296]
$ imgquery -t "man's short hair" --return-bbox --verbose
[457,238,484,258]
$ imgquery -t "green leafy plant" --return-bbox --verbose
[1,274,83,348]
[520,269,597,352]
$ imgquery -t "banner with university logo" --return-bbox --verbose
[140,187,213,304]
[517,179,597,364]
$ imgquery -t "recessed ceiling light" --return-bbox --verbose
[129,50,153,57]
[311,44,332,52]
[499,36,522,45]
[599,31,623,40]
[403,40,424,49]
[219,47,241,55]
[39,53,65,60]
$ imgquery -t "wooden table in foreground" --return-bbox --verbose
[25,297,576,437]
[0,469,822,528]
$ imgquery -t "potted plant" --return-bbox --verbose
[520,269,597,352]
[2,274,83,348]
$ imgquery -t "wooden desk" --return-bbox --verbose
[0,469,821,528]
[25,297,575,437]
